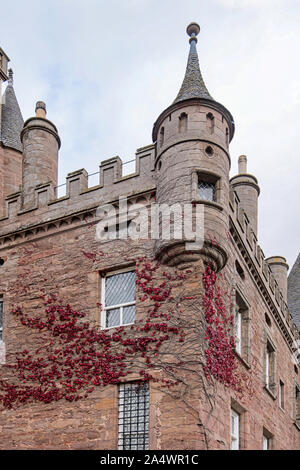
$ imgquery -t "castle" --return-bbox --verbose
[0,23,299,450]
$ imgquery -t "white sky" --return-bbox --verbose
[1,0,299,269]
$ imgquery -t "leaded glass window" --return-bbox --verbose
[198,180,215,201]
[118,383,149,450]
[102,271,136,328]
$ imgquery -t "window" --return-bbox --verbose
[226,127,229,147]
[265,338,276,396]
[178,112,187,133]
[206,112,214,134]
[230,408,240,450]
[118,382,149,450]
[101,270,136,329]
[0,299,3,341]
[235,307,242,356]
[198,179,215,202]
[265,312,272,328]
[234,290,250,363]
[159,127,164,146]
[262,429,273,449]
[235,260,245,280]
[279,380,284,409]
[262,435,269,450]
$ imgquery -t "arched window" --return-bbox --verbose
[178,113,188,133]
[159,127,165,147]
[206,112,214,134]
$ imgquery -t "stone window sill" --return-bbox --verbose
[192,199,223,211]
[294,420,300,431]
[264,385,277,401]
[235,351,251,370]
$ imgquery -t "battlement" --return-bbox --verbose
[229,187,299,346]
[0,144,156,233]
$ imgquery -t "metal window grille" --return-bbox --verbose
[0,301,3,341]
[198,180,215,201]
[118,382,149,450]
[102,271,136,329]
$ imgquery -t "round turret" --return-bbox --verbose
[152,24,234,271]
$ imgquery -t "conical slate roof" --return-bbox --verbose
[152,23,235,143]
[1,69,23,152]
[288,252,300,331]
[173,27,213,104]
[173,23,213,105]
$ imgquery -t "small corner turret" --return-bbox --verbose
[230,155,260,236]
[21,101,61,209]
[152,23,234,271]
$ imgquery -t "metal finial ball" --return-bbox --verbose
[186,22,200,37]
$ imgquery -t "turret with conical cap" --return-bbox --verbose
[0,51,24,217]
[153,23,234,271]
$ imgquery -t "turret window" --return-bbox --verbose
[206,113,214,134]
[178,113,188,133]
[198,180,215,201]
[159,127,165,147]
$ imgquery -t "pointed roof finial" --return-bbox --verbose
[173,23,213,104]
[186,22,200,43]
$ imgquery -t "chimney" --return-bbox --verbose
[230,155,260,235]
[21,101,60,208]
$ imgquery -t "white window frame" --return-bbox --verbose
[262,434,269,450]
[101,269,136,329]
[230,408,240,450]
[266,348,270,388]
[279,380,284,410]
[235,308,242,355]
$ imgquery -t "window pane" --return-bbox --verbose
[263,435,269,450]
[123,305,135,325]
[118,383,149,450]
[106,308,120,328]
[198,181,215,201]
[105,271,136,306]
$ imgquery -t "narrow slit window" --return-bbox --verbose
[206,112,214,134]
[178,112,188,133]
[159,127,164,146]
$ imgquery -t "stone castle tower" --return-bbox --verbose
[0,24,299,450]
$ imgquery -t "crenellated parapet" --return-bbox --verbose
[229,187,299,347]
[0,143,156,237]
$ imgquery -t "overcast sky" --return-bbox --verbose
[1,0,299,269]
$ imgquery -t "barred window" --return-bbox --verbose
[101,270,136,329]
[118,383,149,450]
